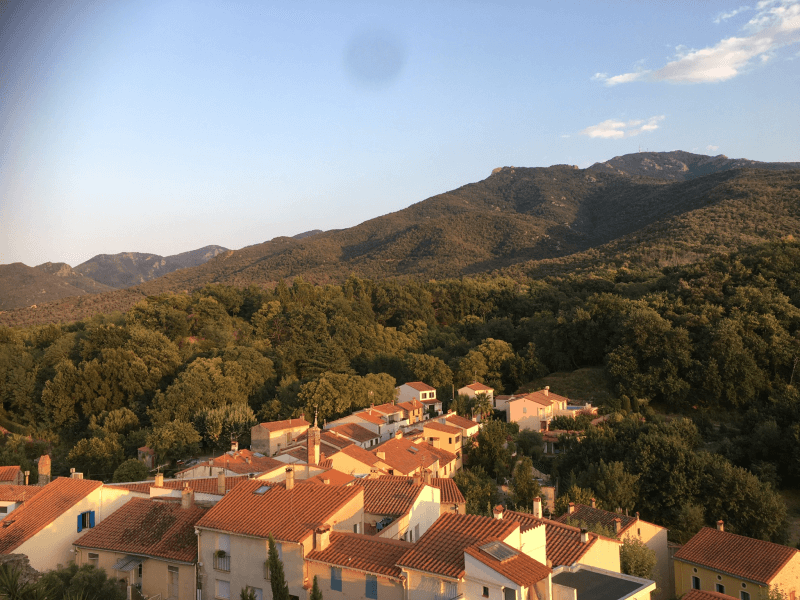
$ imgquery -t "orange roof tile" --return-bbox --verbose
[374,438,453,475]
[431,478,465,505]
[109,475,249,496]
[402,382,436,392]
[352,411,385,426]
[179,449,285,476]
[524,390,570,405]
[0,477,103,554]
[554,504,644,535]
[306,532,412,580]
[372,403,403,416]
[353,478,425,516]
[0,485,44,503]
[465,540,550,586]
[74,498,205,563]
[398,512,519,579]
[302,469,356,487]
[674,527,798,584]
[423,422,462,436]
[196,479,363,544]
[462,382,493,392]
[682,591,739,600]
[338,444,382,466]
[0,466,21,482]
[398,400,424,412]
[328,423,379,444]
[259,418,310,432]
[445,414,479,430]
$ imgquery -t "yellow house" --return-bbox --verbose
[74,494,205,600]
[250,418,310,456]
[422,422,463,470]
[674,523,800,600]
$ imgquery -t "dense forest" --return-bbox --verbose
[0,239,798,542]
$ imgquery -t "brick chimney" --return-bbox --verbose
[155,473,164,487]
[533,496,542,518]
[181,486,194,510]
[544,386,550,396]
[217,472,226,495]
[315,524,331,551]
[568,502,575,515]
[590,498,596,509]
[717,520,724,532]
[580,528,589,544]
[412,473,421,486]
[285,467,295,490]
[614,518,622,534]
[422,468,432,485]
[493,505,504,520]
[24,471,29,486]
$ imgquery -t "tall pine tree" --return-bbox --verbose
[268,534,290,600]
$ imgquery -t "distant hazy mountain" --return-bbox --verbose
[0,263,114,311]
[292,229,325,240]
[2,151,798,327]
[73,245,228,288]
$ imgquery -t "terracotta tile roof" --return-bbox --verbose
[423,422,462,436]
[420,398,440,406]
[445,415,479,430]
[306,532,412,580]
[302,469,356,487]
[372,403,403,416]
[352,411,385,426]
[431,478,465,505]
[297,430,352,451]
[398,399,424,412]
[109,475,249,496]
[0,466,21,482]
[425,444,458,466]
[337,445,382,466]
[318,458,333,469]
[682,591,739,600]
[353,478,424,516]
[462,382,494,392]
[524,390,570,405]
[398,512,519,579]
[554,504,639,535]
[373,438,451,475]
[196,479,363,544]
[328,423,379,444]
[178,449,284,476]
[465,540,550,586]
[506,510,619,567]
[0,485,44,503]
[74,498,205,563]
[674,527,798,584]
[258,418,310,433]
[0,477,103,554]
[402,382,436,392]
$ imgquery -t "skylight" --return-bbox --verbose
[408,447,418,453]
[254,485,271,495]
[480,541,518,562]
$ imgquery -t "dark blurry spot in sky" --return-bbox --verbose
[344,30,405,89]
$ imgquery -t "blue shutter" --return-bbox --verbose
[77,514,83,532]
[89,511,95,528]
[366,575,378,599]
[331,567,342,592]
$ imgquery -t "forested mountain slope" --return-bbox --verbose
[0,263,115,311]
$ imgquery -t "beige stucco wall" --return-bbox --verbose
[464,552,528,600]
[622,520,670,598]
[307,561,405,600]
[506,400,549,431]
[672,557,796,600]
[516,522,547,565]
[327,452,377,476]
[376,485,440,542]
[15,485,133,572]
[404,568,461,600]
[580,538,622,572]
[771,553,800,599]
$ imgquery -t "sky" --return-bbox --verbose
[2,0,799,267]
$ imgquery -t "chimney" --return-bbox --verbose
[493,505,504,520]
[412,473,421,486]
[308,421,321,467]
[447,409,453,415]
[217,472,226,495]
[580,528,589,544]
[285,467,295,491]
[376,451,386,461]
[614,518,622,534]
[315,524,331,551]
[422,469,432,485]
[37,455,51,486]
[635,511,640,521]
[322,478,330,485]
[568,502,575,515]
[544,386,550,396]
[70,469,83,480]
[717,520,724,532]
[395,429,403,440]
[533,496,542,519]
[155,473,164,487]
[590,498,596,509]
[24,471,29,486]
[546,559,553,569]
[231,440,239,452]
[245,457,251,464]
[181,486,194,510]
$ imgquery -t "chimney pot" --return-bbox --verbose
[493,505,504,520]
[285,467,295,491]
[591,498,596,509]
[635,511,640,521]
[322,478,330,485]
[568,502,575,515]
[533,496,542,519]
[217,472,225,495]
[155,473,164,487]
[544,386,550,396]
[181,487,194,510]
[717,520,724,532]
[580,528,589,544]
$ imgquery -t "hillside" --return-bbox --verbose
[73,244,228,288]
[0,263,114,311]
[2,151,799,327]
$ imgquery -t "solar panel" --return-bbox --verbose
[480,541,518,561]
[408,447,418,453]
[254,485,271,495]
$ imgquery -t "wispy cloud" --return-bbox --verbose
[580,116,665,139]
[596,0,800,85]
[706,144,720,151]
[714,6,751,23]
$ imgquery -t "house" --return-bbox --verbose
[0,466,24,486]
[194,468,365,600]
[73,495,206,600]
[373,435,458,478]
[306,531,411,600]
[457,382,495,406]
[326,444,388,476]
[353,476,441,542]
[0,485,44,520]
[431,477,466,515]
[176,448,286,479]
[250,418,310,456]
[0,475,133,571]
[673,522,800,600]
[396,510,549,600]
[557,501,671,597]
[325,410,388,441]
[396,382,438,406]
[327,423,381,449]
[442,412,481,445]
[137,446,156,470]
[422,421,463,470]
[552,564,657,600]
[108,472,251,503]
[397,399,426,425]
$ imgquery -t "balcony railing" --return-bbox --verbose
[213,553,231,572]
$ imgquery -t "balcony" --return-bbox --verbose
[213,553,230,572]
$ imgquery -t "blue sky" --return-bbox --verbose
[2,0,799,267]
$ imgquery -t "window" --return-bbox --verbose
[455,436,460,444]
[483,587,490,598]
[741,592,750,600]
[354,523,359,534]
[87,553,99,568]
[366,574,378,599]
[77,511,95,532]
[503,588,516,600]
[717,585,726,594]
[692,577,701,590]
[331,567,342,592]
[522,407,527,414]
[248,588,263,600]
[167,566,179,599]
[216,579,230,600]
[448,437,452,444]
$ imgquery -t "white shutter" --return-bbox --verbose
[217,533,230,553]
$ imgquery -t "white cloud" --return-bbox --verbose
[714,6,751,23]
[599,1,800,84]
[580,116,665,139]
[560,134,571,138]
[706,144,720,151]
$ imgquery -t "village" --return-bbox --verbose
[0,381,797,600]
